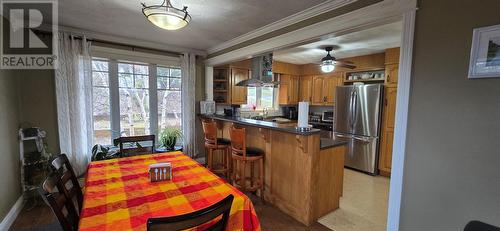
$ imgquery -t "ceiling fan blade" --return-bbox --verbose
[335,62,356,69]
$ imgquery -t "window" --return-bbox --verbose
[92,60,111,144]
[118,63,150,136]
[245,86,276,109]
[91,58,181,145]
[157,67,182,130]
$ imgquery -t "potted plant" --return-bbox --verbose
[159,128,182,150]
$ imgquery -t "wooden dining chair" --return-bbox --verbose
[51,153,84,213]
[116,135,156,157]
[38,172,80,231]
[147,194,234,231]
[464,220,500,231]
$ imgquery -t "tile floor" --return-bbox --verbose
[318,168,390,231]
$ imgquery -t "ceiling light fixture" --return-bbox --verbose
[320,47,336,73]
[142,0,191,30]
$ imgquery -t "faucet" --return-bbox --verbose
[263,107,269,119]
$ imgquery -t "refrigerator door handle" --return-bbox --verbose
[350,90,358,129]
[336,133,372,143]
[352,135,372,143]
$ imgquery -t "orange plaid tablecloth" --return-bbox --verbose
[79,152,261,231]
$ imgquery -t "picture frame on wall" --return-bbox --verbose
[468,24,500,79]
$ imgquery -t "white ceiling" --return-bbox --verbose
[58,0,329,51]
[273,21,403,64]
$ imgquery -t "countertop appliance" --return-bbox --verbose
[200,101,215,115]
[334,84,383,175]
[322,111,334,122]
[283,106,298,120]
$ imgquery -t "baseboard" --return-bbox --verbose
[0,195,25,230]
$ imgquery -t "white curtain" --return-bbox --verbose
[181,53,196,157]
[55,32,93,176]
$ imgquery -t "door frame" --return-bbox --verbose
[205,1,417,230]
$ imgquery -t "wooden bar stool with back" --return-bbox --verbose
[229,125,264,201]
[201,119,231,178]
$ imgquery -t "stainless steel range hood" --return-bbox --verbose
[235,53,277,87]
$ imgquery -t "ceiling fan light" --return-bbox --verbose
[321,60,335,73]
[142,0,191,30]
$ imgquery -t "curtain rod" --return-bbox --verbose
[35,30,183,57]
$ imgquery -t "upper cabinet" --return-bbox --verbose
[279,74,299,105]
[214,60,251,105]
[230,67,249,105]
[299,75,313,102]
[310,73,342,106]
[384,47,400,87]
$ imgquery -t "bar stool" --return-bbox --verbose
[201,119,231,178]
[229,126,264,201]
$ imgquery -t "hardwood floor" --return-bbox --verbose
[10,168,388,231]
[10,192,330,231]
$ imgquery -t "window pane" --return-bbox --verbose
[92,59,111,144]
[119,88,150,136]
[170,78,181,90]
[92,72,109,87]
[157,77,169,89]
[92,60,108,71]
[158,90,182,131]
[118,63,133,73]
[247,87,257,107]
[157,67,169,76]
[119,73,133,88]
[261,87,274,108]
[170,68,181,77]
[135,75,149,89]
[134,65,148,75]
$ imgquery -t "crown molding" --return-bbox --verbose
[206,0,358,55]
[57,25,207,56]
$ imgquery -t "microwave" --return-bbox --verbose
[322,111,334,122]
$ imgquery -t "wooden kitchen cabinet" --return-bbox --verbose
[378,86,397,176]
[299,75,313,102]
[311,74,342,106]
[230,67,249,104]
[311,76,325,105]
[379,129,394,175]
[385,63,399,86]
[279,74,299,105]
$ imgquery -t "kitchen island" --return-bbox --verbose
[200,114,347,226]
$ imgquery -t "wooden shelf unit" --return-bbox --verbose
[213,68,230,104]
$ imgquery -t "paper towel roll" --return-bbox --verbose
[297,102,309,128]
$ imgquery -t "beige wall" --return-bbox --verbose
[17,70,60,154]
[401,0,500,230]
[0,71,21,221]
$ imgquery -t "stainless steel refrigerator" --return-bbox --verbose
[334,84,383,175]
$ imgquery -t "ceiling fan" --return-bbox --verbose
[319,46,356,73]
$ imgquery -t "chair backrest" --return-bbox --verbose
[230,126,246,157]
[38,172,79,231]
[51,154,84,213]
[201,119,218,145]
[116,135,156,157]
[464,220,500,231]
[147,194,234,231]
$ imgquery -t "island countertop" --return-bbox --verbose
[200,114,321,136]
[198,113,347,226]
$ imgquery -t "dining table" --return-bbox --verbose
[78,151,261,231]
